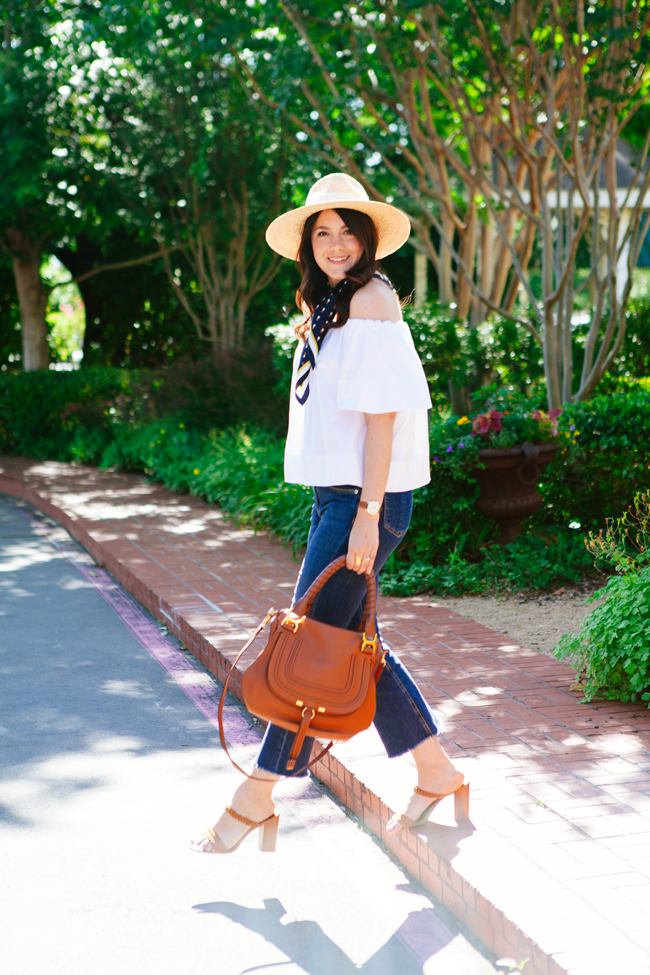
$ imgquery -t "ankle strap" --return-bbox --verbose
[224,805,260,828]
[414,785,444,799]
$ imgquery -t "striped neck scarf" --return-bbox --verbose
[294,271,393,405]
[294,279,347,404]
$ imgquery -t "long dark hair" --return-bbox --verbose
[294,208,385,339]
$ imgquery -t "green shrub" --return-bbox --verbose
[554,493,650,704]
[397,385,650,569]
[553,567,650,704]
[0,368,133,460]
[120,351,289,433]
[599,296,650,385]
[534,388,650,532]
[403,303,545,411]
[396,298,650,414]
[0,352,288,462]
[98,420,312,554]
[382,531,594,596]
[585,491,650,575]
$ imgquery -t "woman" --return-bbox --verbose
[191,173,467,855]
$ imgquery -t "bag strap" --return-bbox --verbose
[292,554,377,638]
[217,609,333,779]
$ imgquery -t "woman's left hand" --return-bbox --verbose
[347,511,379,575]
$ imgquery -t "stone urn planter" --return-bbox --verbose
[474,442,559,546]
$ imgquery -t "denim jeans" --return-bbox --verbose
[255,485,439,777]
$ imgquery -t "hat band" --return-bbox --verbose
[303,191,370,207]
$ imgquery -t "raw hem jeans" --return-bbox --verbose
[255,485,439,777]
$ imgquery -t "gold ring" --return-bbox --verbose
[355,556,362,565]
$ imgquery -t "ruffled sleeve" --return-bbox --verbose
[336,318,432,413]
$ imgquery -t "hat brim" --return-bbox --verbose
[265,199,411,261]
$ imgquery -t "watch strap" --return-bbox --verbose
[359,500,381,515]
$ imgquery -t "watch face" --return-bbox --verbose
[366,501,381,516]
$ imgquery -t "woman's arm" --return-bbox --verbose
[346,279,400,575]
[346,411,396,575]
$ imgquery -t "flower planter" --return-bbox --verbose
[474,442,559,546]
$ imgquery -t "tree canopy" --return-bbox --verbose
[238,0,650,406]
[1,0,650,409]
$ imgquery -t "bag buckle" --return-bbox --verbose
[360,632,378,654]
[282,613,306,633]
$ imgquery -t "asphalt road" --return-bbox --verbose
[0,494,497,975]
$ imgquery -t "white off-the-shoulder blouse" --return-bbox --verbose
[284,317,432,492]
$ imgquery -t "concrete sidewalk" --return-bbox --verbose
[0,496,494,975]
[1,455,649,975]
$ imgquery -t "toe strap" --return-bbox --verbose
[396,812,416,829]
[196,827,228,853]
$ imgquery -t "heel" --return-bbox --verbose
[259,814,279,852]
[454,782,470,821]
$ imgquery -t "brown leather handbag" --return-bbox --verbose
[218,555,386,774]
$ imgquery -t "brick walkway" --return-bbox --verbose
[2,455,649,975]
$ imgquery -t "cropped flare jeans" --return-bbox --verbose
[255,485,439,777]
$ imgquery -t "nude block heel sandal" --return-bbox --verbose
[396,782,471,831]
[258,811,280,852]
[190,806,280,854]
[453,782,470,821]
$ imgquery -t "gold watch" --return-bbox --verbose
[359,500,381,516]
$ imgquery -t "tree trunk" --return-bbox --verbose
[7,230,49,371]
[439,209,454,305]
[447,380,470,415]
[414,252,428,309]
[456,201,477,322]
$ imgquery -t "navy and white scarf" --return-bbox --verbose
[294,271,392,405]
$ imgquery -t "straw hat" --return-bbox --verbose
[266,173,411,261]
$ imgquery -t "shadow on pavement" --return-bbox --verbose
[193,897,452,974]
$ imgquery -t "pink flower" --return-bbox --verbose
[471,410,504,437]
[531,408,563,435]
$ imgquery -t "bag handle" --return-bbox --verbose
[217,611,333,779]
[291,554,377,638]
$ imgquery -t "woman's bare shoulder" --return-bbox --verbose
[349,277,401,322]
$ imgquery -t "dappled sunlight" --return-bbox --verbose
[593,732,649,758]
[99,679,156,699]
[57,501,187,520]
[453,689,494,707]
[0,540,63,572]
[59,576,94,591]
[16,708,87,734]
[0,582,33,599]
[560,733,597,748]
[0,769,101,828]
[19,467,157,495]
[470,685,503,698]
[88,735,146,754]
[166,519,209,534]
[0,736,189,829]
